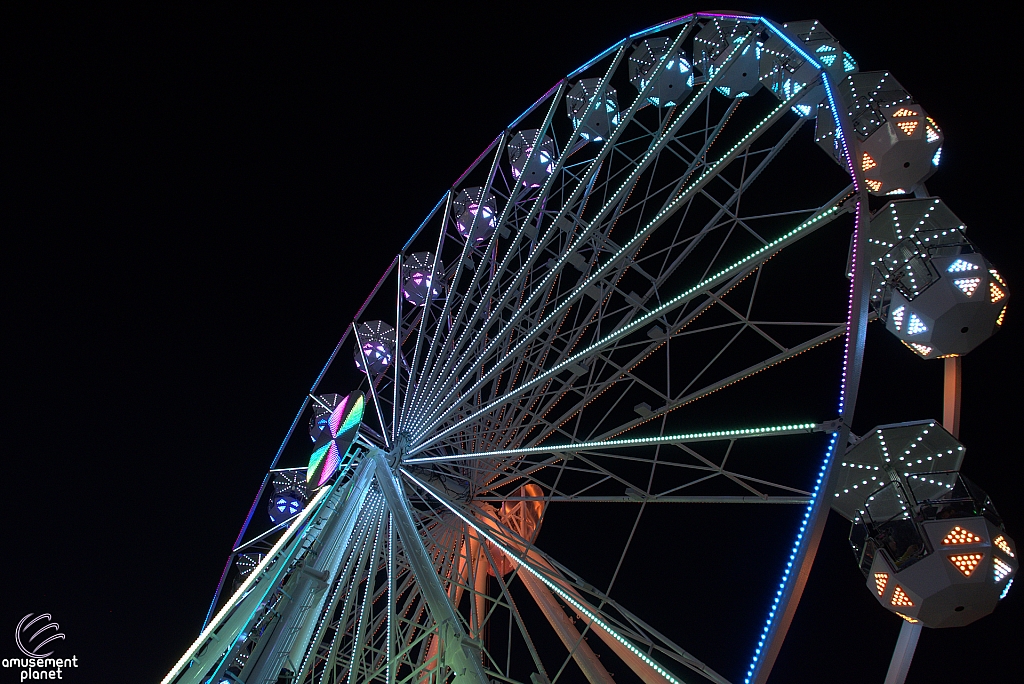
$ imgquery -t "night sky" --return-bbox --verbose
[5,3,1020,683]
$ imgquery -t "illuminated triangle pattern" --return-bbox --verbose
[994,535,1015,558]
[907,313,927,335]
[947,259,979,273]
[891,305,905,331]
[943,526,982,545]
[990,282,1006,303]
[948,553,983,577]
[236,552,265,578]
[895,612,919,624]
[874,572,889,596]
[989,269,1007,287]
[891,585,914,607]
[997,306,1007,326]
[903,341,933,357]
[926,126,940,143]
[892,107,916,117]
[993,557,1013,582]
[861,152,877,171]
[896,120,919,136]
[865,179,883,192]
[953,277,981,296]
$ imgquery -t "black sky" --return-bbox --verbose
[4,3,1021,683]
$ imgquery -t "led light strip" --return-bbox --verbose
[404,422,821,464]
[161,482,336,684]
[408,25,726,432]
[409,198,844,453]
[407,73,835,435]
[401,468,687,684]
[746,68,859,684]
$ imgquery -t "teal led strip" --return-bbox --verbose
[405,422,820,464]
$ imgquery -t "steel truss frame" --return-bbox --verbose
[166,11,885,684]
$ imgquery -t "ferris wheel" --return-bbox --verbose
[162,10,1015,684]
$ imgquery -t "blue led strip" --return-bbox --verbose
[200,555,235,632]
[745,69,864,682]
[568,38,628,79]
[822,74,860,192]
[744,436,838,683]
[402,191,449,252]
[628,14,694,40]
[509,80,564,129]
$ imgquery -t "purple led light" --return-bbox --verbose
[698,12,758,20]
[356,342,392,370]
[327,395,350,438]
[200,555,234,632]
[453,134,503,191]
[318,442,340,487]
[511,146,554,187]
[457,203,496,241]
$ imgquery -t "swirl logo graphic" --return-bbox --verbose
[15,613,65,657]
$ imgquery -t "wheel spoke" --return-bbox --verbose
[169,14,905,684]
[409,195,850,454]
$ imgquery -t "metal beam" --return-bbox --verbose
[943,356,962,438]
[472,495,810,504]
[406,422,823,464]
[405,467,731,684]
[883,621,923,684]
[371,451,489,683]
[409,27,755,432]
[410,198,848,454]
[162,464,368,684]
[410,27,694,419]
[240,461,379,684]
[749,72,873,684]
[882,356,962,684]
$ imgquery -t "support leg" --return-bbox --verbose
[518,571,615,684]
[883,355,960,683]
[883,621,923,684]
[374,452,489,683]
[943,355,962,438]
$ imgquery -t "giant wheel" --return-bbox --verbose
[163,11,969,684]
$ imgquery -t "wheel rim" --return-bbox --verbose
[165,12,878,684]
